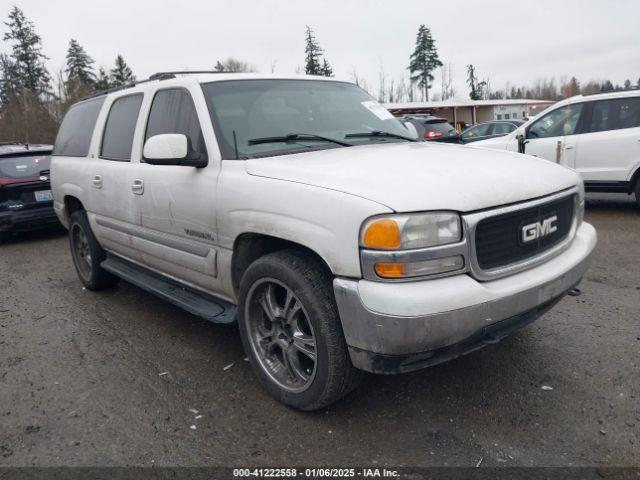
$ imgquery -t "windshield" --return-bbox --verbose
[201,79,411,158]
[0,153,51,179]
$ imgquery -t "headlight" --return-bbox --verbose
[361,212,461,250]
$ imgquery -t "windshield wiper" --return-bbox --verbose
[345,130,417,142]
[247,133,353,147]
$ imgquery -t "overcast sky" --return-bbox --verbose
[4,0,640,99]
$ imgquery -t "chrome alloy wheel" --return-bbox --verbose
[245,278,317,393]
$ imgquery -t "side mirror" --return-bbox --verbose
[515,127,528,154]
[143,134,207,168]
[403,122,419,140]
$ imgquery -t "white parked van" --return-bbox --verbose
[474,90,640,204]
[51,72,597,410]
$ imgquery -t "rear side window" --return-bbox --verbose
[589,97,640,133]
[145,89,207,160]
[53,97,105,157]
[101,94,143,161]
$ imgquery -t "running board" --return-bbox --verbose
[101,255,236,324]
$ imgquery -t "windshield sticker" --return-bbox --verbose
[361,100,394,120]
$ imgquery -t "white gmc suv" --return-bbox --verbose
[51,73,597,410]
[474,90,640,205]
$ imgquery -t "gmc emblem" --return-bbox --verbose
[522,215,558,243]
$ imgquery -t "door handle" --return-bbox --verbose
[92,174,102,189]
[564,145,574,150]
[132,179,144,195]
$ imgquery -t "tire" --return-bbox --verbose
[237,249,363,411]
[68,210,119,290]
[635,177,640,208]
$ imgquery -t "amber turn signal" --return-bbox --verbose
[363,219,401,250]
[374,262,405,278]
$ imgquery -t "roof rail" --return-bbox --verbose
[78,70,226,102]
[0,141,20,146]
[582,86,640,97]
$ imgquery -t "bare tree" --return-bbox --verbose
[214,57,256,73]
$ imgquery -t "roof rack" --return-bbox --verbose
[149,70,223,80]
[80,70,225,102]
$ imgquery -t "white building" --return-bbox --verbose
[385,99,554,129]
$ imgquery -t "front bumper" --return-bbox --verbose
[0,206,60,232]
[334,222,597,374]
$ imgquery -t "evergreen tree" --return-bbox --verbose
[408,25,442,101]
[562,76,580,97]
[623,79,632,90]
[321,58,333,77]
[467,64,480,100]
[110,54,135,86]
[2,6,51,95]
[65,39,95,85]
[304,26,323,75]
[600,80,615,92]
[0,53,19,111]
[94,67,111,91]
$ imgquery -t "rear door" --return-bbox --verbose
[130,86,220,293]
[88,93,145,261]
[573,96,640,182]
[523,103,585,168]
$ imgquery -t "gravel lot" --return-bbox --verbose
[0,193,638,467]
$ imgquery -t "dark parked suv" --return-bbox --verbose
[0,142,57,239]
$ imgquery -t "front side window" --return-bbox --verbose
[53,97,105,157]
[589,97,640,133]
[145,89,207,160]
[462,123,491,140]
[101,94,143,161]
[201,80,412,159]
[528,104,584,139]
[490,123,516,135]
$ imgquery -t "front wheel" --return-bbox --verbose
[237,250,362,410]
[634,177,640,207]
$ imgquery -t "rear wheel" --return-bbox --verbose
[237,250,362,411]
[634,177,640,207]
[68,210,119,290]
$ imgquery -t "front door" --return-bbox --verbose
[524,103,585,169]
[131,87,220,293]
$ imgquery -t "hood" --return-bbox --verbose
[245,142,580,213]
